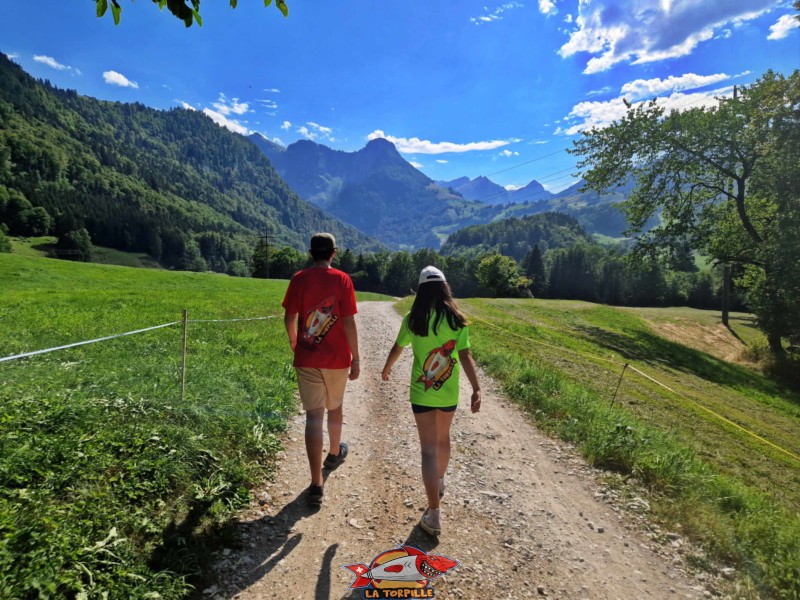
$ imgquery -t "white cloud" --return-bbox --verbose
[256,99,278,110]
[179,101,196,111]
[272,137,285,146]
[471,1,524,25]
[436,159,448,164]
[103,70,139,89]
[500,149,520,157]
[564,13,573,23]
[202,108,251,135]
[300,121,335,142]
[34,55,80,74]
[559,0,776,74]
[367,130,515,154]
[6,52,19,60]
[410,161,424,169]
[297,126,316,140]
[539,0,557,16]
[560,87,730,136]
[307,121,332,134]
[505,183,524,191]
[281,120,292,130]
[620,72,731,100]
[263,87,281,93]
[767,14,800,40]
[586,86,612,97]
[212,93,249,115]
[33,55,68,70]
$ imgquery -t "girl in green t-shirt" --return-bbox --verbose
[381,266,481,536]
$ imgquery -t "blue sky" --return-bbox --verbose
[1,1,798,196]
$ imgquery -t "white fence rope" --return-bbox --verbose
[0,321,180,362]
[0,315,279,364]
[0,321,181,363]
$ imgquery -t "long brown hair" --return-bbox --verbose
[407,281,468,337]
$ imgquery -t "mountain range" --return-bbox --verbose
[0,53,379,273]
[253,133,638,247]
[435,175,554,206]
[0,52,637,270]
[250,134,488,249]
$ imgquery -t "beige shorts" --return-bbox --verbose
[296,367,349,411]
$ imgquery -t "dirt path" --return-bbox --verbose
[210,302,710,600]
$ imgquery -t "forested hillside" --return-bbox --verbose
[0,54,379,273]
[491,179,642,237]
[440,212,591,260]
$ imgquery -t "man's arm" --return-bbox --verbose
[284,311,298,351]
[341,315,360,380]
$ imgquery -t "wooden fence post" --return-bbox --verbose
[180,309,188,402]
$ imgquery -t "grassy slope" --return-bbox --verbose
[9,236,161,269]
[0,254,380,598]
[439,297,800,598]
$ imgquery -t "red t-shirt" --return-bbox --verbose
[281,267,357,369]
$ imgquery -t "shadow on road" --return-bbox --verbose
[209,479,327,599]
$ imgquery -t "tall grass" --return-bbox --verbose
[395,296,800,598]
[0,254,379,598]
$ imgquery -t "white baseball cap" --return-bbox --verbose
[418,265,446,285]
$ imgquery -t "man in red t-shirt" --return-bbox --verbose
[282,233,360,505]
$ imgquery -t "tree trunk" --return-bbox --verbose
[768,330,785,355]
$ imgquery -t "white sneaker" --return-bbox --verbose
[420,508,441,536]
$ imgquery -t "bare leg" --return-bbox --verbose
[414,410,440,510]
[414,409,455,511]
[436,409,455,481]
[327,405,343,456]
[305,407,325,485]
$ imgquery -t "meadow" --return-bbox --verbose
[3,251,799,598]
[446,297,800,599]
[0,253,380,598]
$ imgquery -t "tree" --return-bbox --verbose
[476,254,531,298]
[267,246,305,279]
[337,248,357,274]
[384,251,415,297]
[95,0,288,27]
[0,227,11,253]
[570,70,800,353]
[521,245,547,297]
[55,228,92,262]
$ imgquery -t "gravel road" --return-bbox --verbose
[210,301,712,600]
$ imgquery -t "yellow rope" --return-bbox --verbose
[464,307,800,464]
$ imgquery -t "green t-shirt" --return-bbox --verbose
[395,311,471,407]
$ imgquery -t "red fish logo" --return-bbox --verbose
[343,545,459,597]
[417,339,457,391]
[302,296,338,346]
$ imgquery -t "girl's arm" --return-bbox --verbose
[381,343,404,380]
[458,349,481,413]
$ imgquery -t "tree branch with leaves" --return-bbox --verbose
[569,70,800,353]
[95,0,288,27]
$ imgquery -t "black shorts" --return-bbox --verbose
[411,404,457,414]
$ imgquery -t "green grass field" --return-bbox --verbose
[9,236,162,268]
[0,253,380,598]
[441,297,800,598]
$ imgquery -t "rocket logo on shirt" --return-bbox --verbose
[418,339,457,391]
[302,296,338,346]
